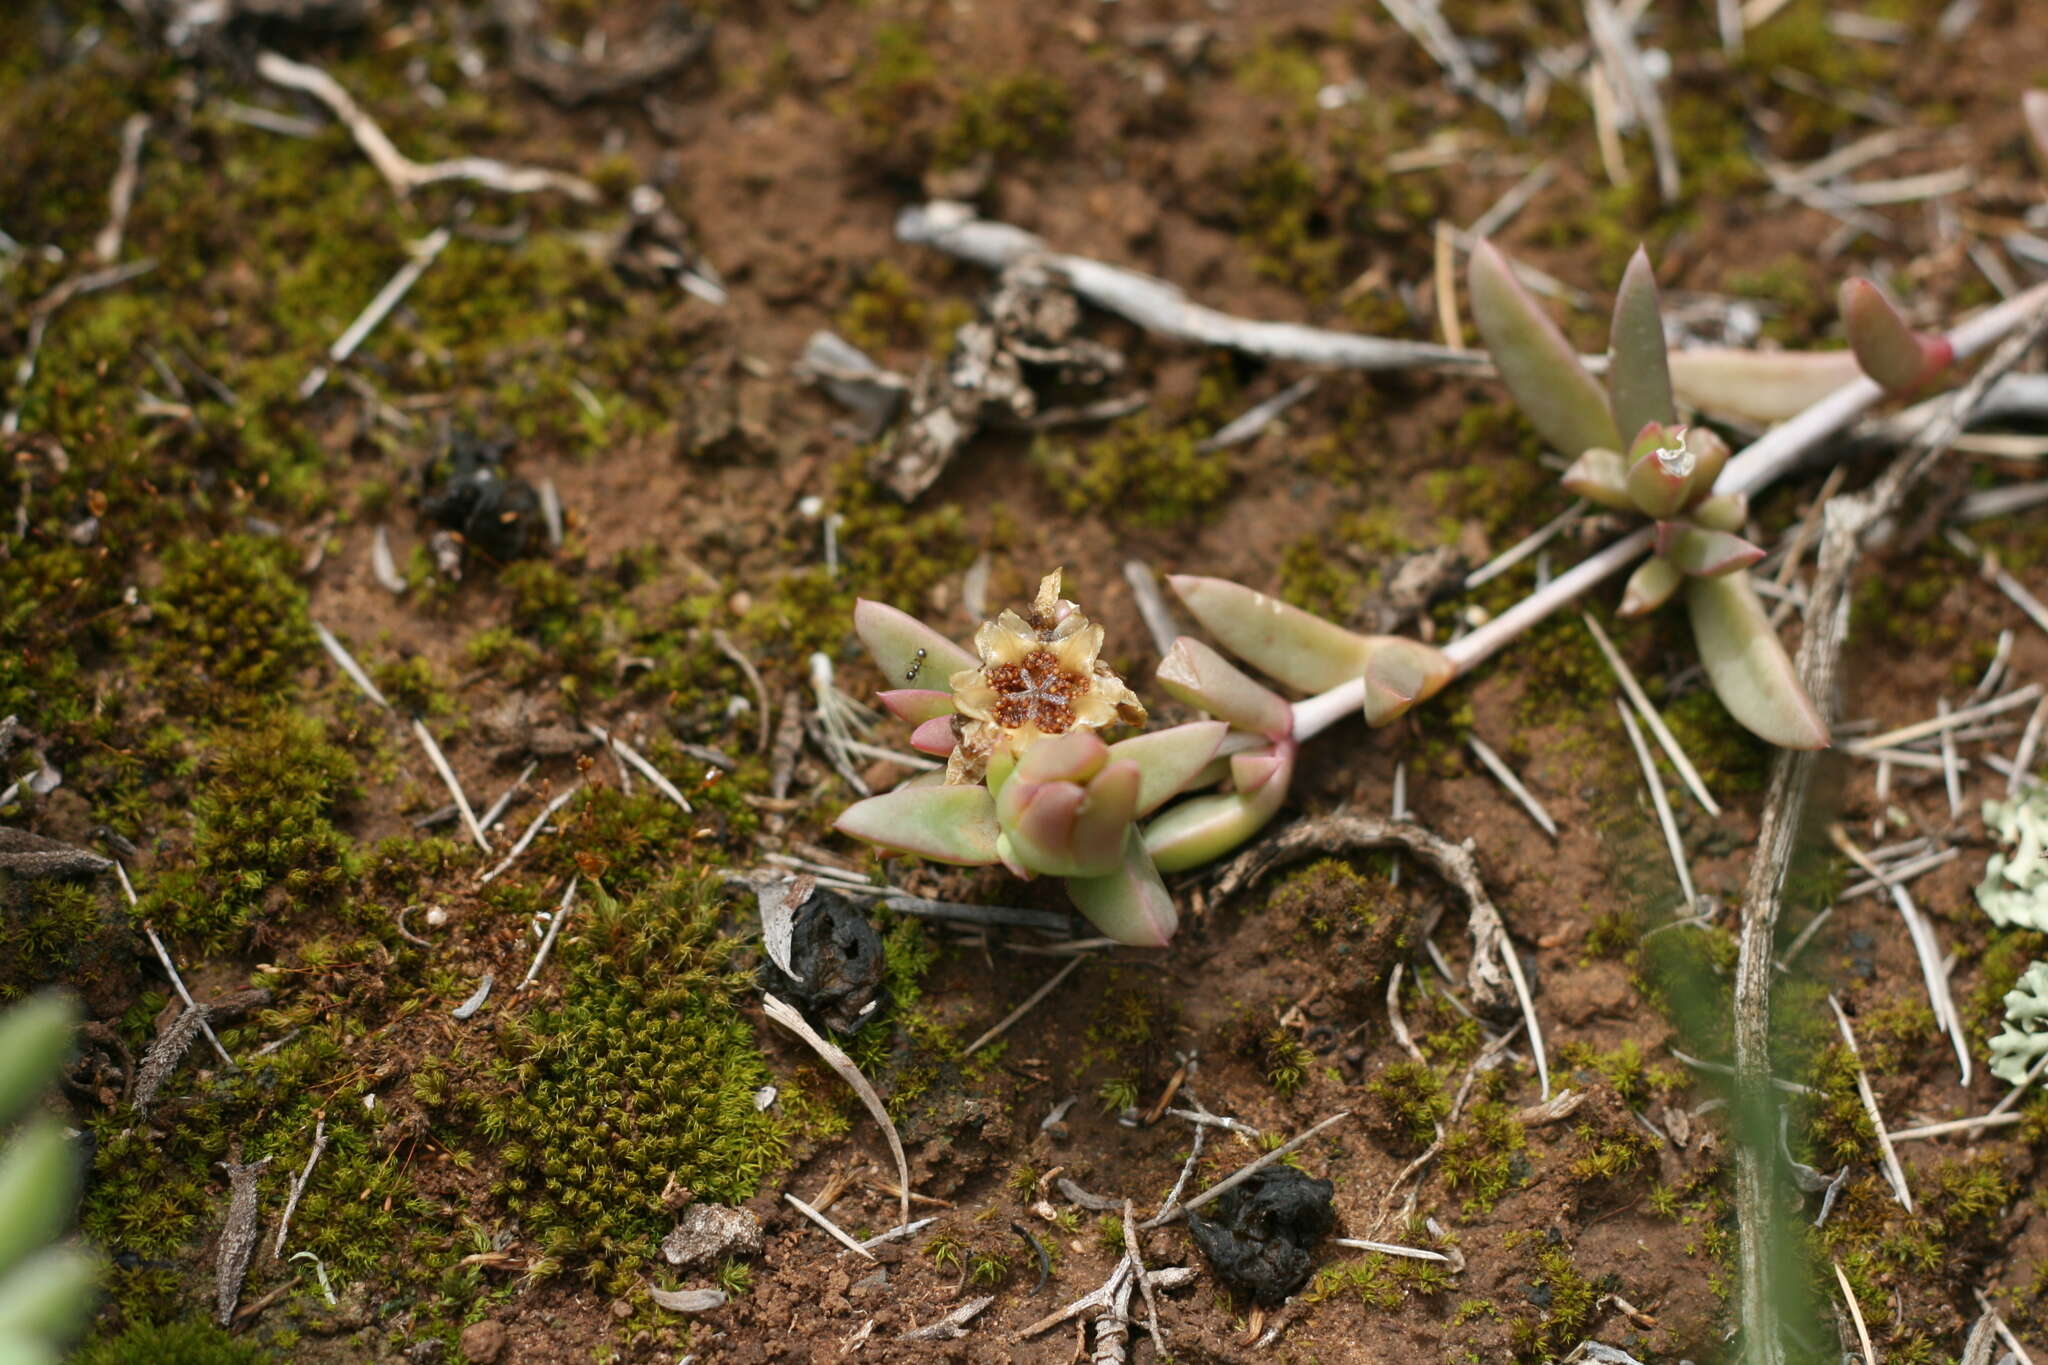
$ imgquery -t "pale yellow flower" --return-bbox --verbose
[945,569,1145,783]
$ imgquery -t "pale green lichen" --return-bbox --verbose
[1988,960,2048,1086]
[1976,789,2048,931]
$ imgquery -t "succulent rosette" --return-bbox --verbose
[837,569,1227,946]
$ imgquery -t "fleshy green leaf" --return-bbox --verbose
[1229,751,1286,793]
[1667,348,1860,426]
[1680,426,1731,506]
[997,757,1137,879]
[851,600,976,693]
[1656,524,1764,578]
[1841,278,1952,395]
[0,1247,97,1345]
[876,689,956,724]
[1560,448,1634,511]
[0,1123,76,1281]
[1685,573,1829,750]
[1609,245,1676,440]
[1143,746,1294,872]
[1626,426,1695,519]
[1155,634,1295,739]
[1469,239,1621,457]
[1619,556,1683,617]
[1108,722,1229,817]
[1688,491,1747,533]
[0,996,75,1128]
[1166,577,1374,694]
[1171,568,1392,695]
[1012,729,1109,784]
[834,785,1002,865]
[1064,829,1179,947]
[1360,639,1455,727]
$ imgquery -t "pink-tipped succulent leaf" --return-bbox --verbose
[1842,278,1953,396]
[1561,448,1635,511]
[1166,576,1377,693]
[1142,745,1295,873]
[1619,556,1684,617]
[853,600,976,694]
[1359,639,1455,727]
[1064,829,1179,947]
[908,716,958,755]
[1625,423,1697,519]
[1656,525,1764,578]
[1688,491,1747,534]
[1107,721,1230,817]
[994,735,1139,879]
[1609,246,1677,441]
[1469,239,1622,458]
[1155,634,1297,738]
[835,785,1003,866]
[877,689,957,724]
[1685,573,1829,750]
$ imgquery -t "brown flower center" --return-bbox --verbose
[986,647,1089,734]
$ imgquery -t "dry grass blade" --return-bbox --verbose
[710,629,773,753]
[479,782,580,885]
[1123,559,1185,658]
[412,718,489,853]
[587,723,693,813]
[272,1116,328,1260]
[1615,700,1697,910]
[1465,735,1559,838]
[762,992,912,1226]
[1828,994,1914,1213]
[94,113,150,263]
[1584,0,1679,202]
[1330,1237,1451,1263]
[965,955,1085,1056]
[1174,1110,1351,1220]
[115,862,236,1071]
[298,226,452,399]
[1465,501,1588,592]
[1832,1259,1877,1364]
[311,620,392,709]
[1845,684,2043,755]
[784,1193,874,1260]
[518,876,581,990]
[1584,614,1722,815]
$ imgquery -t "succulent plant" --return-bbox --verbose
[0,992,95,1365]
[839,569,1233,945]
[1469,241,1829,750]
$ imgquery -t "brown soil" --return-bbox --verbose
[8,0,2048,1362]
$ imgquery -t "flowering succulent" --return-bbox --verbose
[1469,241,1829,750]
[838,569,1228,945]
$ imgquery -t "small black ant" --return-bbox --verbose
[904,647,927,682]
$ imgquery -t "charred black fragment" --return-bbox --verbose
[416,433,543,566]
[758,885,886,1035]
[1185,1166,1336,1306]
